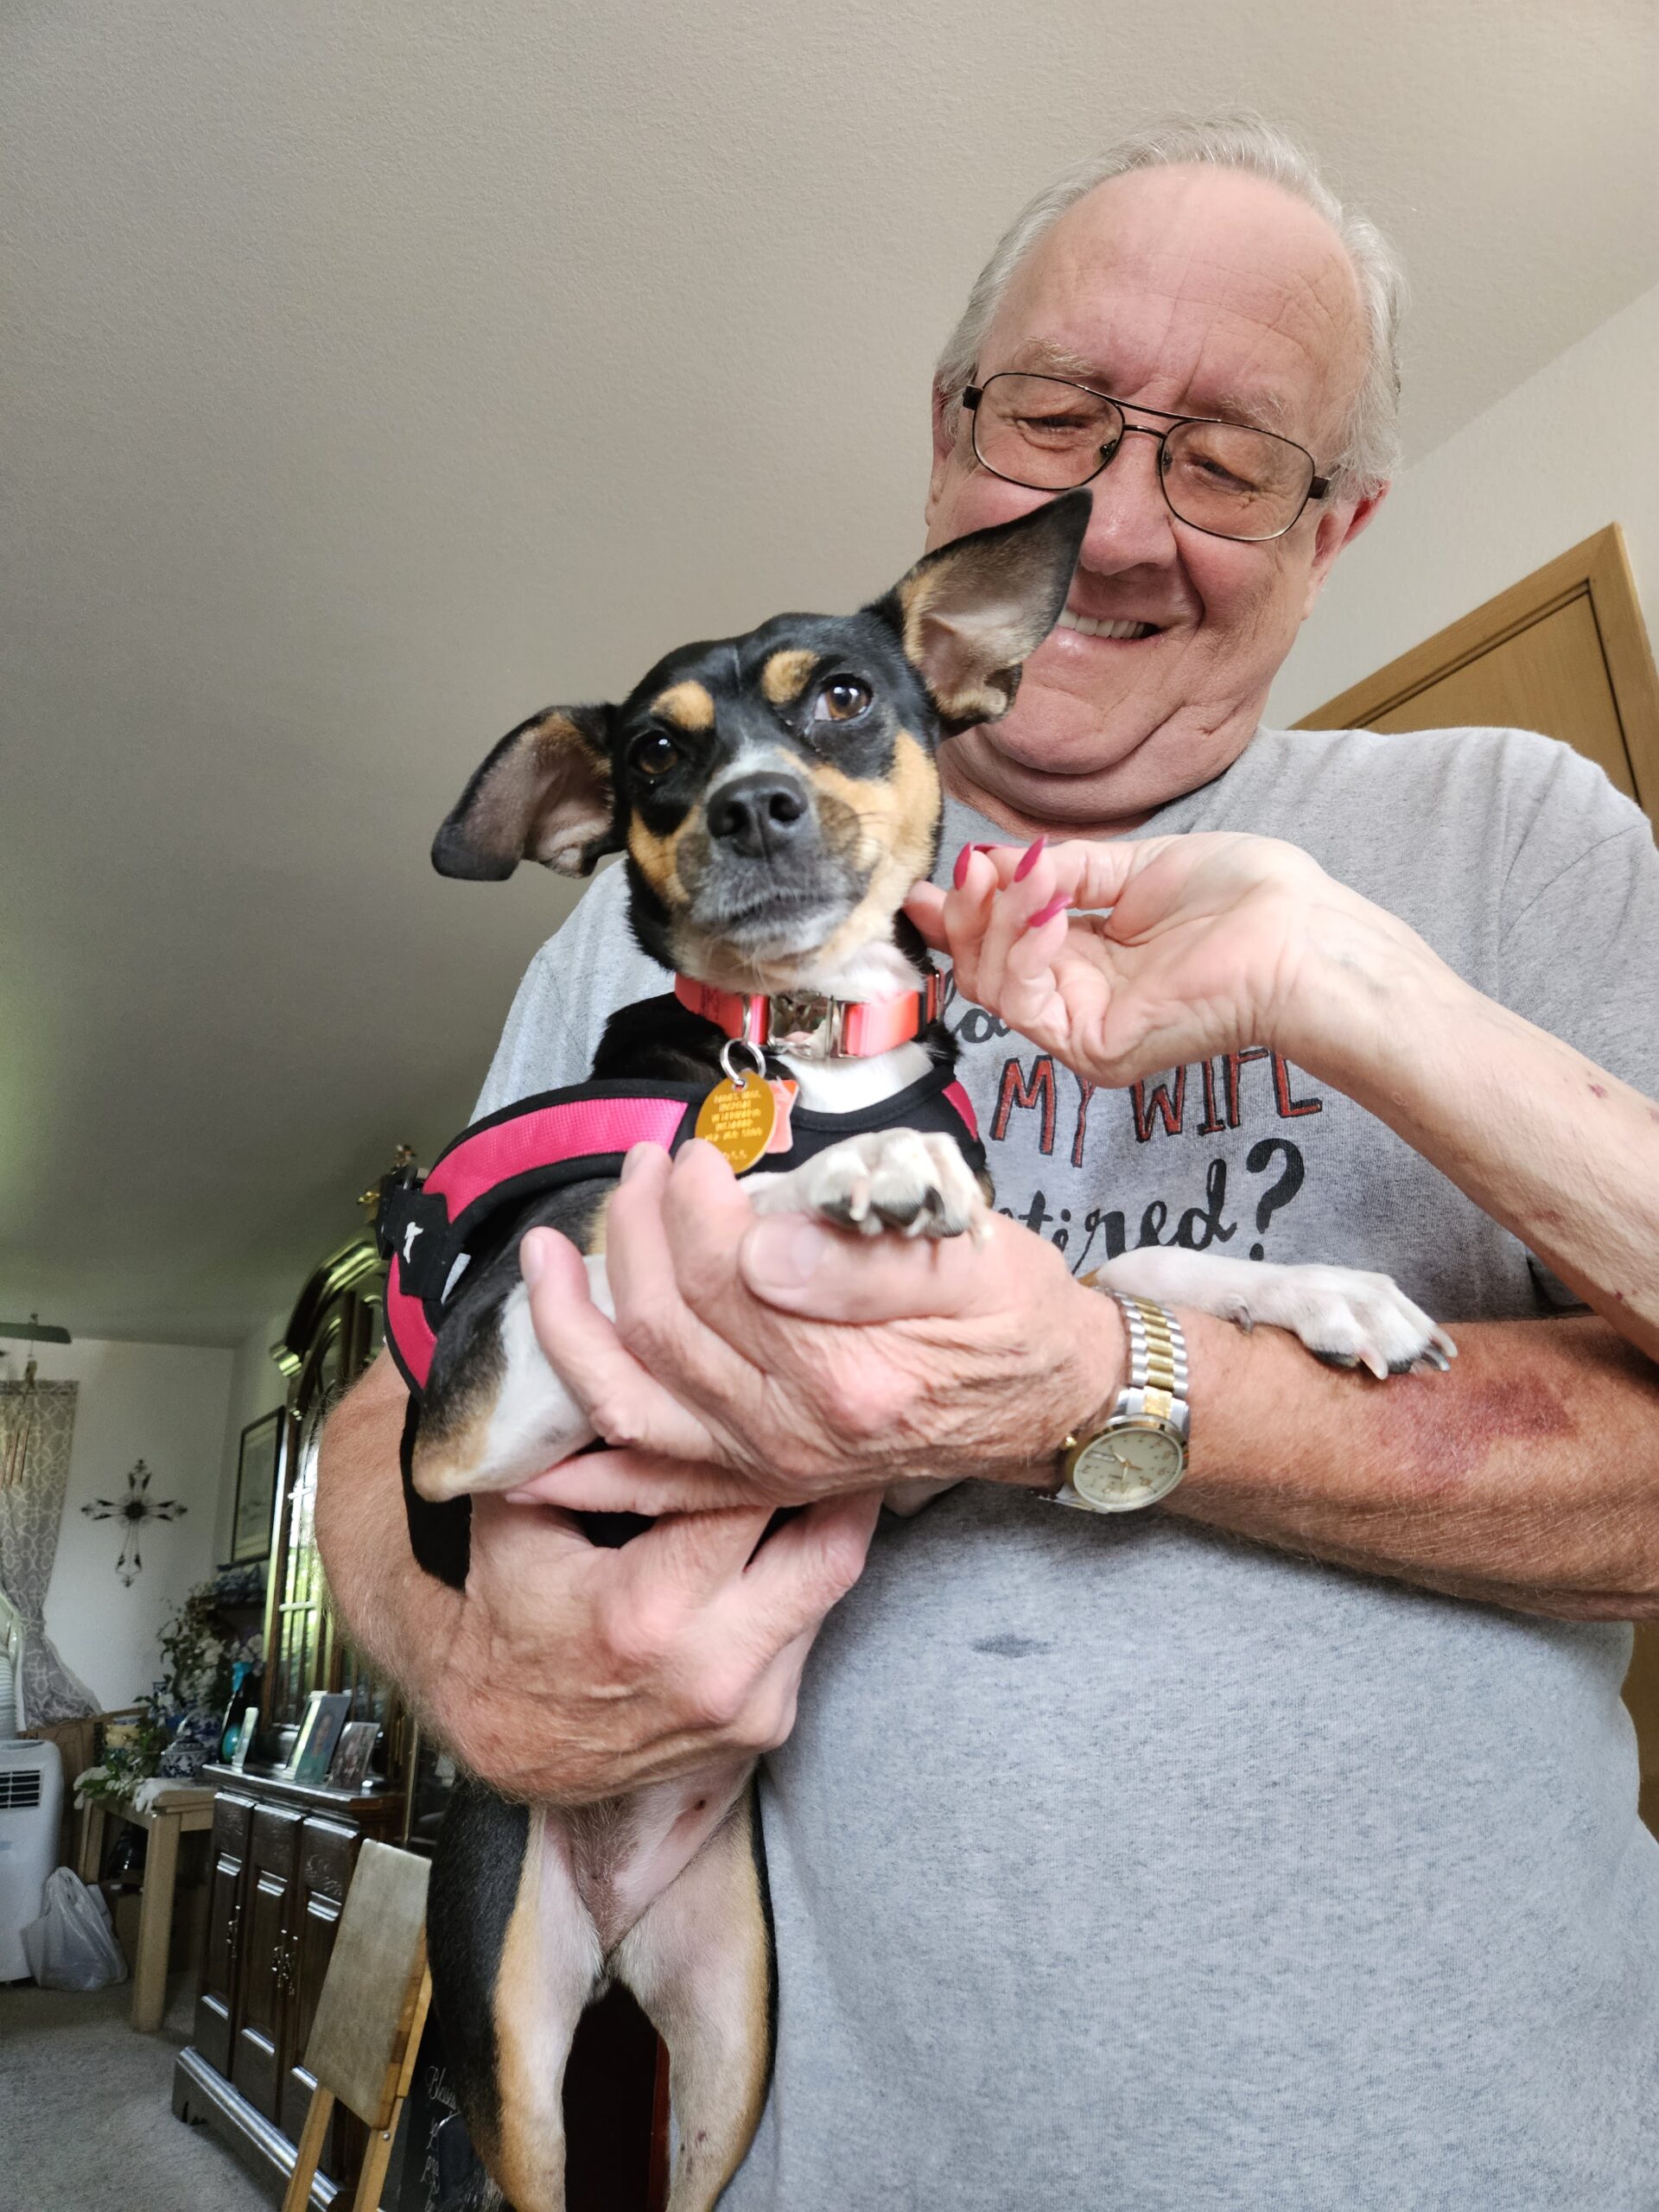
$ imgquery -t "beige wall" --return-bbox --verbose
[1268,280,1659,728]
[35,1338,234,1713]
[213,1306,290,1567]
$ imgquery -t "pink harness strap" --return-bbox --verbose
[942,1079,980,1142]
[386,1268,441,1392]
[427,1094,689,1214]
[385,1076,982,1399]
[386,1091,692,1392]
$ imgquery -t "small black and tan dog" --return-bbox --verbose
[403,489,1448,2212]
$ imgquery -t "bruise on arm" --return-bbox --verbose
[1172,1312,1659,1620]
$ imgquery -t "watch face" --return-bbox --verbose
[1071,1424,1185,1512]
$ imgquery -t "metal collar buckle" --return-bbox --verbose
[761,991,845,1058]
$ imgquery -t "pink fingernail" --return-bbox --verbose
[1014,835,1047,881]
[952,844,971,889]
[1026,893,1071,930]
[971,842,999,853]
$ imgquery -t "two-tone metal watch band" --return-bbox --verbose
[1115,1292,1190,1432]
[1050,1291,1192,1513]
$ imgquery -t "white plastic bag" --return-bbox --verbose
[21,1866,129,1991]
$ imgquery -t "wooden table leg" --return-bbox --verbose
[351,2120,398,2212]
[282,2085,336,2212]
[130,1808,179,2032]
[76,1798,107,1886]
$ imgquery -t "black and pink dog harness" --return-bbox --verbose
[378,1065,983,1402]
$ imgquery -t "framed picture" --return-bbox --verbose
[230,1705,259,1770]
[231,1409,282,1566]
[327,1719,380,1793]
[287,1690,352,1785]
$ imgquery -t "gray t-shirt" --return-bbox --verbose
[474,725,1659,2209]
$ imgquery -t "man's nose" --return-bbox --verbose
[1079,427,1179,569]
[706,772,812,859]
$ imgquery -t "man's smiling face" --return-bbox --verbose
[925,163,1382,832]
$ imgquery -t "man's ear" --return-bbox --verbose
[431,704,619,880]
[874,489,1091,728]
[1301,481,1387,622]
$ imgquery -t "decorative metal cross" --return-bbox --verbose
[81,1459,187,1585]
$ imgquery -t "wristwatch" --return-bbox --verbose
[1051,1293,1190,1513]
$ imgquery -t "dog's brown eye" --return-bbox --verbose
[632,733,683,779]
[814,678,872,724]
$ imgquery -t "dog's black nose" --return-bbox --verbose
[706,773,811,859]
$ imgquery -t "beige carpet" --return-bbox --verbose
[0,1971,278,2211]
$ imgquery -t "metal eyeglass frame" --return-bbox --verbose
[962,372,1332,543]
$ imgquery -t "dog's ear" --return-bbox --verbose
[874,490,1091,729]
[431,705,619,880]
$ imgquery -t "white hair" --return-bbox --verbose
[936,114,1406,494]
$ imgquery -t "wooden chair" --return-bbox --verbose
[281,1840,432,2212]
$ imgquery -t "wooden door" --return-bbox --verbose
[1299,522,1659,1829]
[232,1802,302,2120]
[281,1816,367,2185]
[1298,524,1659,814]
[194,1790,252,2076]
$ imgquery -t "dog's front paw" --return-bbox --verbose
[756,1129,988,1240]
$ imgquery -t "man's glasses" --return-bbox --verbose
[962,373,1332,543]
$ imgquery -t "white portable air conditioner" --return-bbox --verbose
[0,1588,65,1981]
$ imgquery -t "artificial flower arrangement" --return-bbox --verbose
[75,1564,264,1808]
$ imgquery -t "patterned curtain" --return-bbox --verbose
[0,1380,98,1723]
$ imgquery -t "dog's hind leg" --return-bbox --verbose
[430,1783,605,2212]
[611,1786,774,2212]
[413,1254,615,1501]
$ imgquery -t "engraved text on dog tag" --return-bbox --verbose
[695,1075,776,1173]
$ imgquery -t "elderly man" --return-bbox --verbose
[321,118,1659,2206]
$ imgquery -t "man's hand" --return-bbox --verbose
[315,1352,881,1804]
[504,1140,1127,1516]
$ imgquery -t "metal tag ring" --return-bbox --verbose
[718,1037,767,1090]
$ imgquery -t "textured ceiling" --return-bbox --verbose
[4,0,1658,1344]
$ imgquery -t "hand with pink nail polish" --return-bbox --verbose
[906,829,1442,1091]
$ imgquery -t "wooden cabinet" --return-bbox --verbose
[174,1771,404,2204]
[176,1181,444,2200]
[194,1789,251,2077]
[234,1802,302,2120]
[281,1817,359,2149]
[264,1228,412,1785]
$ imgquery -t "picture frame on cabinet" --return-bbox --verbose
[286,1691,351,1785]
[327,1719,379,1793]
[230,1705,258,1770]
[230,1410,282,1565]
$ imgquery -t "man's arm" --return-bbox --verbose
[315,1350,882,1803]
[912,831,1659,1357]
[505,1136,1659,1621]
[1312,944,1659,1358]
[1173,1306,1659,1618]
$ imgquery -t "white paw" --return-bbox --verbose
[1221,1262,1454,1378]
[1094,1250,1455,1381]
[754,1129,988,1240]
